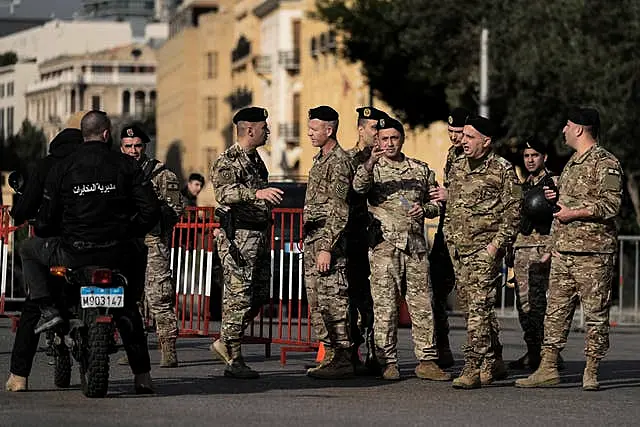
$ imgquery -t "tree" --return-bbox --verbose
[315,0,640,232]
[0,120,47,171]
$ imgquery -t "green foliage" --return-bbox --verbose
[0,120,46,171]
[0,51,17,67]
[315,0,640,231]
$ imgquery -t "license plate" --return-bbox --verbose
[80,287,124,308]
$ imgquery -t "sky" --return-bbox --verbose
[0,0,83,19]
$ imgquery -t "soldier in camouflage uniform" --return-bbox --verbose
[120,124,184,368]
[353,116,451,382]
[516,107,622,391]
[209,107,283,379]
[444,116,521,389]
[344,106,388,373]
[304,106,354,379]
[509,138,556,371]
[429,107,470,368]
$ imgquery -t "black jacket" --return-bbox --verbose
[10,129,82,227]
[36,141,160,250]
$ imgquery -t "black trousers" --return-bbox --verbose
[11,237,151,376]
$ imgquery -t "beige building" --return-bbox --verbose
[156,0,451,207]
[0,60,38,140]
[25,43,157,141]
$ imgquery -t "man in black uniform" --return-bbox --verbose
[5,128,82,392]
[16,110,160,393]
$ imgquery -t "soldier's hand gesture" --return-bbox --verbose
[407,203,424,219]
[429,186,448,202]
[256,187,284,205]
[364,145,384,172]
[543,185,558,202]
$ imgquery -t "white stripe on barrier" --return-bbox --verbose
[205,250,213,297]
[279,248,284,302]
[182,248,190,296]
[170,246,175,272]
[1,240,8,300]
[176,246,184,295]
[269,249,275,299]
[198,248,204,297]
[189,249,196,295]
[288,246,293,305]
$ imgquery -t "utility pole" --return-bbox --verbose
[479,26,489,118]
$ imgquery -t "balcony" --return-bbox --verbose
[81,72,156,86]
[26,73,78,93]
[278,50,300,73]
[253,55,272,75]
[279,123,300,144]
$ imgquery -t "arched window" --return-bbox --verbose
[122,90,131,114]
[134,90,145,116]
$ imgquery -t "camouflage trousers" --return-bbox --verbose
[304,238,351,349]
[218,229,270,349]
[345,233,374,355]
[542,251,614,359]
[452,248,502,362]
[513,246,550,347]
[369,240,437,365]
[144,235,178,340]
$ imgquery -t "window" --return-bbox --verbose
[0,108,4,141]
[91,95,101,110]
[205,52,217,79]
[7,107,14,137]
[205,96,217,130]
[0,84,4,98]
[7,82,14,97]
[70,89,76,113]
[122,90,131,114]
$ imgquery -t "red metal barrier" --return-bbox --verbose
[0,205,27,328]
[170,207,315,364]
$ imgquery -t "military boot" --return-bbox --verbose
[515,348,560,388]
[5,373,28,392]
[210,339,232,365]
[582,357,600,391]
[224,344,259,379]
[452,358,481,389]
[159,337,178,368]
[436,334,455,369]
[480,346,508,385]
[415,361,452,381]
[306,348,354,379]
[381,363,401,381]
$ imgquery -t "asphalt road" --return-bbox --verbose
[1,316,639,427]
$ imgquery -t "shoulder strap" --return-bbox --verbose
[142,159,163,181]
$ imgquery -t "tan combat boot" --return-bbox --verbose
[583,357,600,391]
[159,337,178,368]
[210,339,232,365]
[480,345,508,385]
[515,348,560,388]
[415,361,452,381]
[306,348,354,379]
[452,359,481,389]
[5,373,28,392]
[224,343,259,379]
[381,363,401,381]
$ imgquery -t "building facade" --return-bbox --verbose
[0,60,37,140]
[25,43,157,140]
[156,0,450,206]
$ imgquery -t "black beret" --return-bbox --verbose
[309,105,339,121]
[448,107,470,128]
[376,116,405,137]
[465,115,496,138]
[120,124,150,143]
[356,106,387,121]
[522,136,548,155]
[232,106,268,124]
[567,106,600,129]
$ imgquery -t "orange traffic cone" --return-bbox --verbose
[315,342,326,363]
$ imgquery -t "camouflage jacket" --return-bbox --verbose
[140,155,184,238]
[444,150,521,257]
[304,142,353,252]
[514,171,555,249]
[210,143,271,226]
[353,154,440,254]
[551,144,622,254]
[345,144,373,233]
[443,145,463,187]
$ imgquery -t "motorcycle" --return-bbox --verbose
[46,265,127,398]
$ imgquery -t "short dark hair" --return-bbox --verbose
[81,110,111,141]
[188,173,205,185]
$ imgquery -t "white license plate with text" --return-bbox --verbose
[80,287,124,308]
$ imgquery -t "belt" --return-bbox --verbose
[71,240,119,250]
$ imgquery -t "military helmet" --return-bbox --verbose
[522,187,554,223]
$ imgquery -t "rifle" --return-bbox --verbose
[214,207,246,267]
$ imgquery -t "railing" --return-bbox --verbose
[278,50,300,72]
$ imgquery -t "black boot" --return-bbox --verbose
[34,306,63,334]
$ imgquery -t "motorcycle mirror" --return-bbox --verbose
[8,171,25,195]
